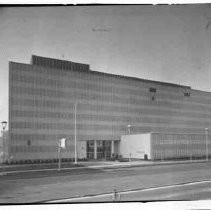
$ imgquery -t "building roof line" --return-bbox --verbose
[30,55,191,89]
[89,69,191,89]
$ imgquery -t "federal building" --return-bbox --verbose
[8,55,211,162]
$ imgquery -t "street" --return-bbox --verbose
[1,162,211,203]
[50,180,211,202]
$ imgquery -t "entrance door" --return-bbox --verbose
[97,141,111,159]
[87,140,112,160]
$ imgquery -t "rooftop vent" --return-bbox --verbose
[31,55,90,71]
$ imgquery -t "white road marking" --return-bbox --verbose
[47,179,211,203]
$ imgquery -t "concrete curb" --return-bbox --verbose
[0,159,208,175]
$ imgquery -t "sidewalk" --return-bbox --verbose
[0,159,208,175]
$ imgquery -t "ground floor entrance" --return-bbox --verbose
[87,140,117,160]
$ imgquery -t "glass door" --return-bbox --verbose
[97,141,104,159]
[103,141,111,159]
[87,140,94,159]
[87,140,112,160]
[97,141,111,159]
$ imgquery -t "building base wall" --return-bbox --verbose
[119,133,211,161]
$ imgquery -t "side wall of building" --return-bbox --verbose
[119,134,151,159]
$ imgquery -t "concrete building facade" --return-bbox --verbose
[8,55,211,161]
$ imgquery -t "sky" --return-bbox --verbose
[1,5,211,125]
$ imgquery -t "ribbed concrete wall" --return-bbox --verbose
[8,56,211,160]
[151,133,211,160]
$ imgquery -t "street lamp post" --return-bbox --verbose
[205,128,209,161]
[1,121,7,164]
[1,121,7,176]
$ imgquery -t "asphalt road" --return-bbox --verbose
[50,180,211,202]
[1,162,211,203]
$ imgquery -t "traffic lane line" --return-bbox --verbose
[120,181,211,201]
[2,168,211,203]
[46,180,211,203]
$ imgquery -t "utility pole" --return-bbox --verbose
[127,124,131,135]
[205,128,209,161]
[58,138,66,171]
[74,103,77,164]
[58,142,61,171]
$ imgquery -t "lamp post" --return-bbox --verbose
[1,121,7,164]
[1,121,7,130]
[205,128,209,161]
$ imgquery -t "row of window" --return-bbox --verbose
[153,144,209,149]
[10,119,211,130]
[11,97,211,119]
[11,73,197,103]
[10,133,119,141]
[11,87,211,113]
[12,110,74,119]
[10,113,211,127]
[11,133,70,141]
[152,134,209,141]
[10,145,74,153]
[11,74,134,96]
[10,139,75,147]
[10,122,116,130]
[152,140,209,145]
[12,63,182,94]
[10,127,209,138]
[11,109,211,125]
[11,85,162,105]
[152,149,209,158]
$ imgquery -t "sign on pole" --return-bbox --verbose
[58,138,66,171]
[60,138,66,149]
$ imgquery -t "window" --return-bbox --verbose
[149,87,156,93]
[27,140,31,146]
[184,92,190,97]
[149,87,156,101]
